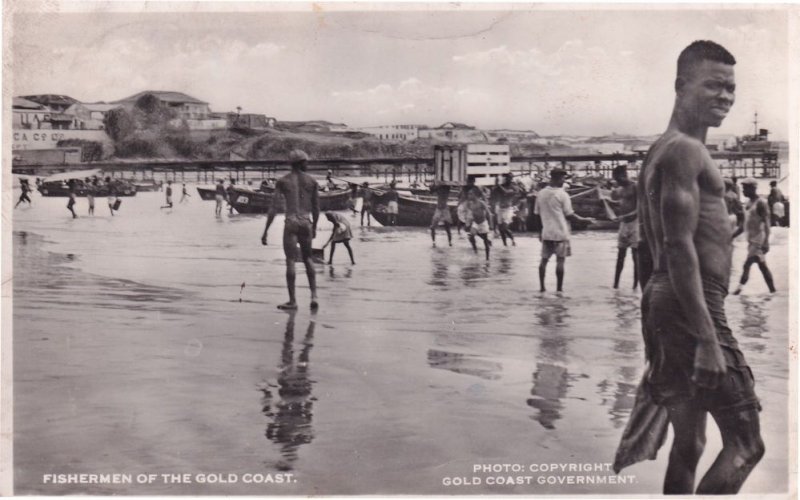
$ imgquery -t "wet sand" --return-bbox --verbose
[12,190,790,495]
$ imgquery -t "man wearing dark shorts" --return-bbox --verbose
[360,182,373,227]
[630,41,763,494]
[15,178,32,208]
[429,183,453,247]
[605,165,639,289]
[261,150,320,310]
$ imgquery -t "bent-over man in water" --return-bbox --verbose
[634,41,763,494]
[261,150,320,310]
[606,165,639,289]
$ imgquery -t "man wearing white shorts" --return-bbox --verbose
[465,189,492,260]
[534,168,594,292]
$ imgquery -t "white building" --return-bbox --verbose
[358,124,419,141]
[419,122,486,143]
[485,129,540,143]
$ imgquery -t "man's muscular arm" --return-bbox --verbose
[660,140,726,388]
[311,182,319,240]
[758,199,770,253]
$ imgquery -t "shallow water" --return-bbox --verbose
[12,188,790,495]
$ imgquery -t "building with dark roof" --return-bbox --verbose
[19,94,79,113]
[12,97,51,129]
[114,91,211,119]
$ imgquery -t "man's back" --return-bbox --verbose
[744,196,768,243]
[639,131,732,284]
[277,171,319,217]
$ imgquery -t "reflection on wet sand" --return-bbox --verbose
[427,349,502,380]
[259,312,316,471]
[496,252,512,275]
[534,298,570,330]
[328,267,353,280]
[459,261,490,287]
[597,375,637,429]
[528,298,574,429]
[738,295,771,340]
[527,363,571,430]
[427,251,450,287]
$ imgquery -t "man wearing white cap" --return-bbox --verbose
[732,178,776,294]
[261,149,320,310]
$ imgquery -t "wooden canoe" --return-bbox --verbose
[228,186,351,214]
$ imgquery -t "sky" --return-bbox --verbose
[9,4,792,139]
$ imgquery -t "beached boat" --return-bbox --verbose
[228,186,351,214]
[198,182,276,201]
[38,169,137,197]
[131,179,163,192]
[196,187,218,200]
[369,190,459,227]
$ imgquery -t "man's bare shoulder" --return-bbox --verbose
[650,132,710,178]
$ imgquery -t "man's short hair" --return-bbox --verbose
[677,40,736,77]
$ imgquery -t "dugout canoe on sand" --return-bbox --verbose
[196,187,218,200]
[38,170,137,197]
[370,190,459,227]
[227,186,351,214]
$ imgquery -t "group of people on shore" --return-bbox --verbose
[259,40,781,496]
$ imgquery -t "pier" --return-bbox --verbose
[11,150,782,183]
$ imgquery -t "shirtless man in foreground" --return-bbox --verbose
[262,149,320,310]
[636,40,763,494]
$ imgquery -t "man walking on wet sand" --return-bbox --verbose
[732,178,776,295]
[534,168,593,292]
[496,173,519,246]
[430,182,453,247]
[261,150,320,310]
[630,41,764,494]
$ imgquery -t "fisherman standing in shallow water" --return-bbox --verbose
[429,182,453,247]
[732,178,776,294]
[360,182,374,227]
[214,179,226,216]
[623,41,764,494]
[534,168,594,293]
[495,173,519,246]
[606,165,639,289]
[66,179,78,218]
[261,150,320,310]
[161,180,174,209]
[465,188,492,260]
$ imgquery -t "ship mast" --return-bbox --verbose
[753,111,759,136]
